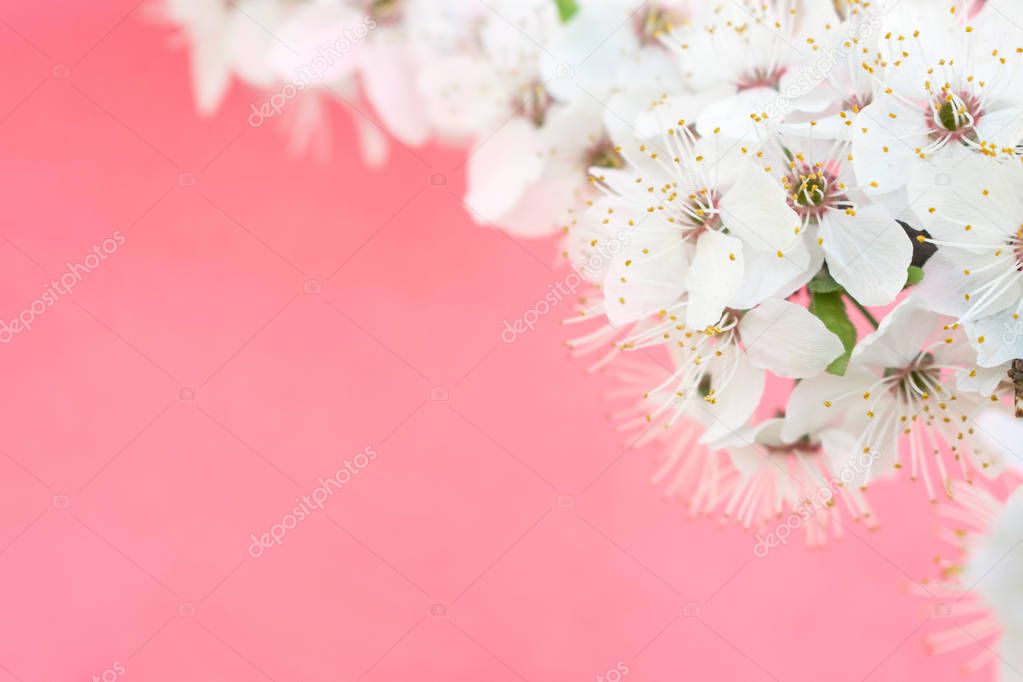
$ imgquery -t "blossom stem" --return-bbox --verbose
[847,296,880,330]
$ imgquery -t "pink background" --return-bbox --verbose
[0,3,990,681]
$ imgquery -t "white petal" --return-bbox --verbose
[463,119,544,223]
[634,88,734,139]
[718,162,801,254]
[965,312,1023,368]
[852,94,929,194]
[696,87,776,144]
[853,297,943,369]
[729,234,821,310]
[916,250,995,319]
[603,218,690,324]
[494,175,581,238]
[716,420,783,477]
[360,47,431,147]
[686,231,744,329]
[354,113,389,168]
[820,204,912,306]
[907,153,1022,247]
[190,38,232,115]
[973,104,1023,152]
[958,364,1010,398]
[819,428,871,489]
[269,4,362,82]
[698,350,765,444]
[975,410,1023,474]
[781,369,874,443]
[739,298,846,378]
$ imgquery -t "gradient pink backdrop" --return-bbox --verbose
[0,2,987,681]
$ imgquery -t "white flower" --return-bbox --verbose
[908,154,1023,367]
[543,0,690,102]
[595,123,818,329]
[762,132,913,306]
[712,418,878,545]
[160,0,408,167]
[621,299,844,444]
[784,298,1004,499]
[669,0,845,142]
[852,4,1023,194]
[466,93,644,238]
[268,0,431,148]
[436,0,648,237]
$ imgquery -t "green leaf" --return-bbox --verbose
[554,0,579,22]
[905,265,925,287]
[808,268,843,294]
[810,291,857,376]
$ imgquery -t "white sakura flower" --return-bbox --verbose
[852,4,1023,194]
[268,0,431,149]
[405,0,504,144]
[771,6,886,142]
[620,299,845,444]
[161,0,288,113]
[435,0,635,237]
[908,154,1023,367]
[597,124,818,329]
[911,481,1023,681]
[670,0,844,142]
[160,0,404,167]
[543,0,690,103]
[784,297,1004,499]
[713,418,878,546]
[763,132,913,305]
[465,94,633,238]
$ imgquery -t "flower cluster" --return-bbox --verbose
[164,0,1023,676]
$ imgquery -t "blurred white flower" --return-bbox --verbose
[712,418,878,546]
[914,481,1023,681]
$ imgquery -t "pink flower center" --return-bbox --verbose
[926,91,983,142]
[679,189,722,236]
[844,94,872,112]
[784,162,846,220]
[635,6,688,46]
[737,66,785,91]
